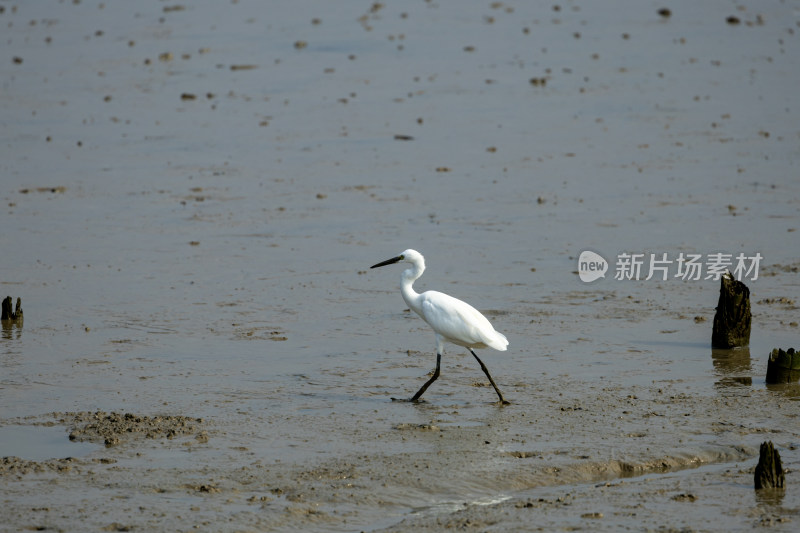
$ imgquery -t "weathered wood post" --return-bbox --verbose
[754,441,785,490]
[766,348,800,384]
[711,273,750,348]
[1,296,23,322]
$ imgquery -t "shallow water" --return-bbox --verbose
[2,0,799,530]
[0,425,98,461]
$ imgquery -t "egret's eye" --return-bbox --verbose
[399,255,404,260]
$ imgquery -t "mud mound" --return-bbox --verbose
[63,411,205,447]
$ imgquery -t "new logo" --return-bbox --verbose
[578,251,608,283]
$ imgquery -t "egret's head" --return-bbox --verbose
[370,249,425,270]
[399,249,424,266]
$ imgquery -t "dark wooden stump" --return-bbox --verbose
[711,274,750,348]
[1,296,23,322]
[754,441,785,490]
[766,348,800,384]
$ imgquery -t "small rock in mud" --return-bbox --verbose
[102,522,134,532]
[393,423,440,431]
[757,297,795,306]
[505,451,539,458]
[186,483,221,493]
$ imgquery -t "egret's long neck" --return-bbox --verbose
[400,262,424,315]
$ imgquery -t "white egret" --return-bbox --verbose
[370,249,510,404]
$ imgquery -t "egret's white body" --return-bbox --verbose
[371,249,510,404]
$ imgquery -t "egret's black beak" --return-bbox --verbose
[371,255,403,269]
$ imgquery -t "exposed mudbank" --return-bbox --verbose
[1,379,796,531]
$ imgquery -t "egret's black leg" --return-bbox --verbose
[469,349,510,405]
[393,352,441,402]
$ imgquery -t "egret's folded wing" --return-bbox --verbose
[420,291,506,350]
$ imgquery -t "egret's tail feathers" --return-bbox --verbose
[486,331,509,351]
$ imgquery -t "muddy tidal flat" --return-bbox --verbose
[2,1,799,531]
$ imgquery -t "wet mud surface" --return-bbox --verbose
[1,377,798,531]
[2,0,800,531]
